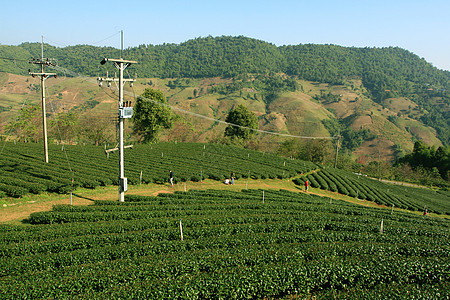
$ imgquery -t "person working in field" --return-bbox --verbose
[169,170,174,187]
[305,180,309,192]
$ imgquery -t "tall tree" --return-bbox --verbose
[78,114,115,146]
[5,104,41,142]
[49,110,79,143]
[224,104,258,141]
[132,88,173,143]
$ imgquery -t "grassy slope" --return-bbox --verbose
[0,72,443,161]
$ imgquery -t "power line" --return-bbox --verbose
[90,31,122,46]
[50,64,335,141]
[47,86,74,176]
[0,57,29,62]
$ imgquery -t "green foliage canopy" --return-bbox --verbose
[132,88,173,143]
[5,104,41,142]
[398,140,450,180]
[224,104,258,141]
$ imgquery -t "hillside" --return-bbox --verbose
[0,71,445,163]
[0,36,449,158]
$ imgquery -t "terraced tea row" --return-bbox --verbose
[1,189,448,299]
[0,141,316,197]
[295,168,450,215]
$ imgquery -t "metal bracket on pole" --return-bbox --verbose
[105,144,133,154]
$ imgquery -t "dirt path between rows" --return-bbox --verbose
[0,179,441,224]
[1,198,92,223]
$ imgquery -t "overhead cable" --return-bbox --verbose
[49,65,334,140]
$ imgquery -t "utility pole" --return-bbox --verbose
[28,36,57,163]
[334,130,342,168]
[98,31,136,202]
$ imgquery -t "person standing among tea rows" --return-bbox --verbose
[169,170,174,187]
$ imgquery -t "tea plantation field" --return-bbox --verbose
[294,168,450,215]
[1,141,449,216]
[1,189,448,299]
[0,141,316,197]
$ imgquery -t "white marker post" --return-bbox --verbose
[179,220,184,241]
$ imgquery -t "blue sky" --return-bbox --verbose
[1,0,449,70]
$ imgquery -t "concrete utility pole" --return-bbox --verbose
[98,32,137,202]
[28,36,57,163]
[334,130,342,168]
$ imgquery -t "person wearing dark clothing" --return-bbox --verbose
[169,170,174,186]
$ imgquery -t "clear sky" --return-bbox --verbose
[1,0,449,70]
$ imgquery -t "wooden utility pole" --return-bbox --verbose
[28,36,57,163]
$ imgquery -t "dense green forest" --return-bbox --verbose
[1,36,449,144]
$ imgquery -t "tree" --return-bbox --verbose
[398,141,450,180]
[132,88,173,143]
[5,104,41,142]
[49,110,79,143]
[78,114,115,146]
[224,104,258,141]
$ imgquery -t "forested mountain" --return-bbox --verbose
[2,36,449,90]
[1,35,449,144]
